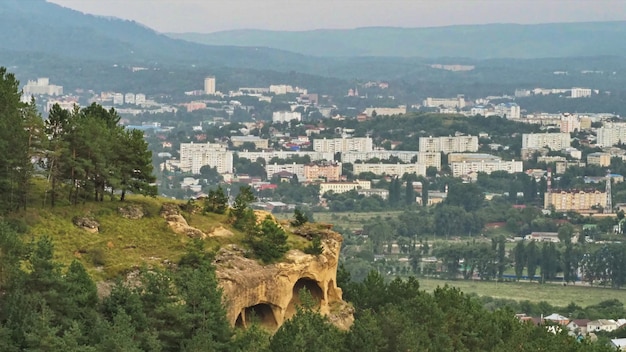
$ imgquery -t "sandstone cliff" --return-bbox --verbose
[214,224,354,331]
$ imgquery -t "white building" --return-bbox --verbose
[451,160,523,177]
[522,133,571,150]
[341,151,419,164]
[272,111,302,123]
[237,151,334,163]
[418,152,442,170]
[265,163,306,181]
[319,180,371,196]
[597,123,626,147]
[419,136,479,154]
[269,85,294,95]
[135,94,146,105]
[314,137,373,154]
[179,142,233,174]
[113,93,124,106]
[494,103,520,119]
[423,96,466,109]
[204,76,216,95]
[353,163,426,177]
[363,106,407,117]
[22,78,63,96]
[571,87,592,98]
[124,93,135,105]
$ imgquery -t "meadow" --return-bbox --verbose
[417,277,626,307]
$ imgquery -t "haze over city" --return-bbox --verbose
[47,0,626,33]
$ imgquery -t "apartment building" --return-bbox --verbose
[418,152,442,170]
[555,161,586,174]
[522,133,571,150]
[272,111,302,123]
[597,123,626,147]
[495,103,521,119]
[544,190,607,212]
[313,137,373,153]
[319,180,371,196]
[423,95,466,109]
[204,76,216,95]
[571,87,592,98]
[341,151,419,164]
[419,136,479,154]
[560,114,581,133]
[230,136,269,149]
[448,153,501,163]
[303,162,342,181]
[237,151,334,163]
[363,106,407,117]
[587,152,611,167]
[451,160,523,177]
[179,142,233,174]
[265,163,305,181]
[353,163,426,177]
[23,77,63,96]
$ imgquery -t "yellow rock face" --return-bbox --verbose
[214,227,354,331]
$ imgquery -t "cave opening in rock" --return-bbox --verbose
[235,312,245,329]
[286,278,324,318]
[243,303,278,330]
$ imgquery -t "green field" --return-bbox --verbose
[295,211,404,231]
[417,278,626,307]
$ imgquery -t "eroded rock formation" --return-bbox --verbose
[214,225,354,331]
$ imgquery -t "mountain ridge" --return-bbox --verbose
[168,21,626,59]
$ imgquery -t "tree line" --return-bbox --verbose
[0,66,155,215]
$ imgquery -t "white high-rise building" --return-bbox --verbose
[313,137,373,154]
[23,77,63,96]
[597,123,626,147]
[272,111,302,123]
[179,142,233,174]
[571,87,592,98]
[451,160,523,177]
[560,114,581,133]
[494,103,521,119]
[418,136,479,154]
[135,94,146,105]
[204,76,216,95]
[113,93,124,105]
[124,93,136,105]
[522,133,571,150]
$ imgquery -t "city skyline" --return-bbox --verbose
[47,0,626,34]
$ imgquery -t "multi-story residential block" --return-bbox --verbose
[23,77,63,96]
[363,106,407,117]
[451,160,523,177]
[544,190,607,212]
[537,155,566,164]
[571,87,592,98]
[587,152,611,167]
[113,93,124,105]
[135,94,146,105]
[341,151,419,164]
[419,136,479,154]
[495,103,521,119]
[179,142,233,174]
[423,95,466,109]
[204,76,216,95]
[418,152,442,170]
[353,163,426,177]
[124,93,136,105]
[303,162,342,182]
[230,136,269,150]
[597,123,626,147]
[555,161,586,174]
[319,180,370,196]
[448,153,501,163]
[272,111,302,123]
[237,151,334,162]
[560,113,581,133]
[265,163,305,181]
[313,137,373,153]
[522,133,571,150]
[357,188,389,200]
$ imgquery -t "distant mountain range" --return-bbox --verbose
[169,22,626,59]
[0,0,313,71]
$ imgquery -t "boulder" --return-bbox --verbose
[118,205,145,220]
[72,216,100,233]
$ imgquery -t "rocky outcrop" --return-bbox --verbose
[118,205,145,220]
[214,224,354,331]
[160,203,233,239]
[72,216,100,233]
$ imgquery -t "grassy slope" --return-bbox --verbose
[418,278,626,307]
[9,182,308,280]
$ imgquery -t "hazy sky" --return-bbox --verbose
[47,0,626,33]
